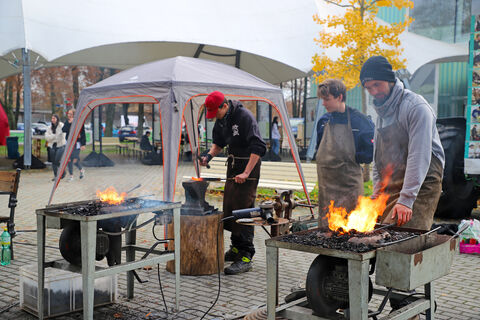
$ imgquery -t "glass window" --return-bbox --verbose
[410,0,456,42]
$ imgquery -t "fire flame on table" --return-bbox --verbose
[326,165,393,234]
[96,187,126,205]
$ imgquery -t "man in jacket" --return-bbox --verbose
[315,79,374,227]
[360,56,444,231]
[200,91,266,275]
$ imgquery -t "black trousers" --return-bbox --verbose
[222,156,261,258]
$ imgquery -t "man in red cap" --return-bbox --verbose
[200,91,266,275]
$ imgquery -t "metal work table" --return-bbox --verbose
[36,200,181,320]
[265,229,438,320]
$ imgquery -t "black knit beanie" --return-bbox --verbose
[360,56,396,86]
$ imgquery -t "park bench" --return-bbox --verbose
[185,157,317,192]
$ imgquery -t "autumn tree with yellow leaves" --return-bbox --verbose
[312,0,413,113]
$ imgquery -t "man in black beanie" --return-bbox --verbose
[360,55,444,230]
[361,55,444,319]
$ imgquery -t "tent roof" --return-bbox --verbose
[0,0,468,83]
[0,0,318,83]
[87,56,281,92]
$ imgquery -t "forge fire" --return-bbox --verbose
[96,186,126,204]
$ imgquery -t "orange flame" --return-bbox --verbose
[96,187,126,205]
[326,194,389,233]
[326,164,393,234]
[191,177,203,181]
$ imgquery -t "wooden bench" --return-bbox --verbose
[186,157,317,192]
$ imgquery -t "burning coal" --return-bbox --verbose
[96,187,126,205]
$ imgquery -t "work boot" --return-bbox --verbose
[224,247,240,262]
[224,256,252,275]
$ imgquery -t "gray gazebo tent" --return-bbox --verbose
[48,57,311,204]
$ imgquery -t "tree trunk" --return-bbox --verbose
[122,103,129,125]
[105,104,115,137]
[137,103,144,138]
[71,66,80,107]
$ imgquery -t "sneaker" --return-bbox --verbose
[80,169,85,179]
[224,256,252,275]
[224,247,240,262]
[69,175,74,181]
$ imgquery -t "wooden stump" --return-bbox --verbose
[166,212,224,275]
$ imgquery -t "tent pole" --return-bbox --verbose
[91,109,96,152]
[303,77,308,150]
[99,105,103,154]
[22,48,32,168]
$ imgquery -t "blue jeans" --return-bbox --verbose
[271,139,280,155]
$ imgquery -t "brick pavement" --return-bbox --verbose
[0,154,478,319]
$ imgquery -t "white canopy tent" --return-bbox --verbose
[0,0,468,168]
[48,57,313,205]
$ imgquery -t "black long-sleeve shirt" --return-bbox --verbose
[212,100,266,157]
[62,121,86,146]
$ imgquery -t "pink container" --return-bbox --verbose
[459,242,480,254]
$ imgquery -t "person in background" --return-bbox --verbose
[45,114,66,181]
[199,91,266,275]
[62,108,86,181]
[315,79,374,227]
[271,116,281,156]
[140,131,154,151]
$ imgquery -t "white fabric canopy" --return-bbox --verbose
[1,0,467,82]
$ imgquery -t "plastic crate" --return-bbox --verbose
[459,242,480,254]
[19,263,117,318]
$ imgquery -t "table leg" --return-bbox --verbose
[266,246,278,320]
[126,219,137,299]
[348,259,369,320]
[425,282,435,320]
[173,207,181,310]
[80,220,97,320]
[36,215,46,320]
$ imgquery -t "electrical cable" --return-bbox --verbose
[0,301,19,314]
[102,216,156,236]
[150,216,233,320]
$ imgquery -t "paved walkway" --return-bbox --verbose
[0,153,478,319]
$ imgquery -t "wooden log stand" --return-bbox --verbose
[166,212,224,275]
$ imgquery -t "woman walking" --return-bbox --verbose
[62,109,86,181]
[45,115,66,181]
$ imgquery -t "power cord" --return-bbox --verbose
[149,215,233,320]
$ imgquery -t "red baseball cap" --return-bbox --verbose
[204,91,225,119]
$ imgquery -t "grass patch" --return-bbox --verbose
[208,180,373,202]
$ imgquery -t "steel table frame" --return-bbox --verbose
[265,235,435,320]
[36,201,181,320]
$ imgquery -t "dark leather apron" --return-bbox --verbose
[316,108,364,228]
[222,150,261,258]
[375,94,443,230]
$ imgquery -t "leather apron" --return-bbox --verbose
[316,108,364,228]
[375,94,443,230]
[222,149,261,258]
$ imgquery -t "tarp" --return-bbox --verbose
[0,101,9,145]
[48,57,312,206]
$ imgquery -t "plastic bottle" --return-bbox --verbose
[1,227,11,266]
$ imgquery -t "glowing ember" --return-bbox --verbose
[326,194,389,233]
[326,164,393,234]
[191,177,203,181]
[96,187,126,205]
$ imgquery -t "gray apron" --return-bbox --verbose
[316,108,364,228]
[375,94,443,230]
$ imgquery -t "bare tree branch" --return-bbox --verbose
[324,0,353,8]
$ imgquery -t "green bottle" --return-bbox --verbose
[1,227,11,266]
